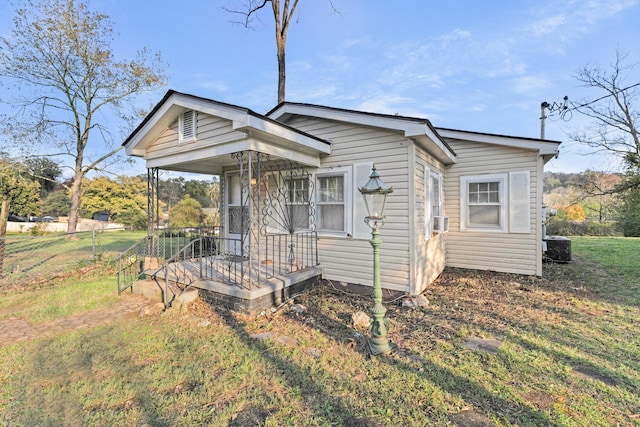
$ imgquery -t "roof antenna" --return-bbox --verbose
[540,95,571,139]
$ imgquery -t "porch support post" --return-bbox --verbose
[147,167,159,257]
[246,150,254,290]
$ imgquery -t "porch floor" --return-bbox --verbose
[149,256,323,313]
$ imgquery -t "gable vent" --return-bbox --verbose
[179,110,197,144]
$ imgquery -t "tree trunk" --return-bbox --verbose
[277,37,286,104]
[67,172,83,237]
[0,200,9,278]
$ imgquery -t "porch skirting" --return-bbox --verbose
[197,266,323,314]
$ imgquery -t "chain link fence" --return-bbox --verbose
[0,229,147,286]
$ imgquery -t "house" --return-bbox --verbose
[121,90,560,312]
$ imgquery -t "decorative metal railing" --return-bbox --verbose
[156,231,318,300]
[115,227,220,295]
[116,235,152,294]
[116,227,318,306]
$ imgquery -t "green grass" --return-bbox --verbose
[0,266,122,323]
[571,236,640,285]
[0,238,639,425]
[2,230,146,283]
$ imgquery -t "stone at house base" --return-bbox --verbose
[402,294,430,308]
[352,311,371,329]
[171,287,200,312]
[289,303,307,314]
[139,302,165,318]
[132,278,200,311]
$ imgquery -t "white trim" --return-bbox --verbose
[460,173,508,233]
[424,164,431,239]
[437,128,560,156]
[314,166,352,237]
[268,103,456,164]
[424,167,443,238]
[124,92,331,158]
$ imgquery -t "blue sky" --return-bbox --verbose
[2,0,640,175]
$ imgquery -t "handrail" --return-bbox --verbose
[115,235,152,294]
[116,226,319,309]
[156,237,211,308]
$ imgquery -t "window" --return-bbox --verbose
[316,175,345,232]
[460,174,507,232]
[424,166,443,237]
[430,172,442,218]
[226,172,248,235]
[179,110,197,144]
[314,164,362,237]
[285,177,310,231]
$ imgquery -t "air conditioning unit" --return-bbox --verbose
[433,216,449,233]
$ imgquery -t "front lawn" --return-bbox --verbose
[0,238,638,426]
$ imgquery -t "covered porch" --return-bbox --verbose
[120,91,331,312]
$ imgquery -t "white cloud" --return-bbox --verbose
[511,75,553,94]
[530,14,566,36]
[356,94,414,116]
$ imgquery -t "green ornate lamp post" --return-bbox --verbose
[359,165,396,355]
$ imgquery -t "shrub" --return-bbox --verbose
[29,222,48,236]
[546,218,621,236]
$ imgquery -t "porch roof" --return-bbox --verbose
[122,90,332,174]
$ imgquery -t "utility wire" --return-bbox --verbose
[569,82,640,111]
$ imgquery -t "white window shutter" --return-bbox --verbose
[424,164,431,239]
[353,162,374,239]
[509,171,530,233]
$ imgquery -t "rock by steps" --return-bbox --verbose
[132,278,200,312]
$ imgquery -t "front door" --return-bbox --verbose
[225,172,247,255]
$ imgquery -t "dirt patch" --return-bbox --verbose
[522,390,555,410]
[572,365,618,386]
[449,408,496,426]
[228,404,272,426]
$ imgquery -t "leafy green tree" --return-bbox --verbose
[81,176,148,228]
[184,179,213,208]
[169,195,204,228]
[0,160,41,217]
[159,177,185,209]
[620,189,640,236]
[0,0,166,235]
[207,177,221,210]
[23,157,62,197]
[619,158,640,236]
[42,190,71,217]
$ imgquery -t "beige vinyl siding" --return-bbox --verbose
[146,113,244,158]
[444,139,540,275]
[285,116,412,292]
[413,145,446,294]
